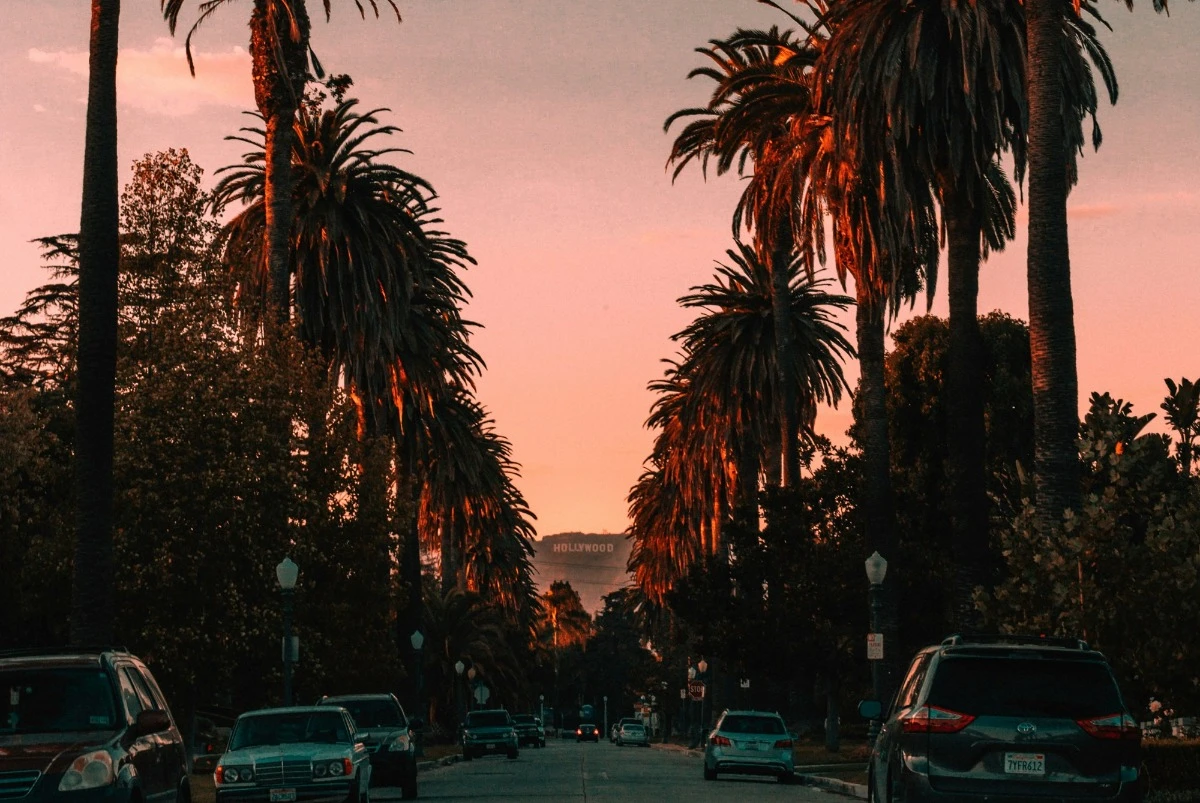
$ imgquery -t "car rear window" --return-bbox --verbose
[329,699,403,728]
[719,715,785,735]
[927,656,1124,718]
[513,715,534,724]
[467,711,510,728]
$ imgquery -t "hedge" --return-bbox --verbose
[1144,740,1200,800]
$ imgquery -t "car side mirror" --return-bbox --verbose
[354,732,369,744]
[131,709,171,737]
[858,700,883,721]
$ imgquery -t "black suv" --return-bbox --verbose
[860,634,1143,802]
[511,714,545,748]
[0,647,191,802]
[317,693,419,799]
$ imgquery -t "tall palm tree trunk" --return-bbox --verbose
[855,285,900,702]
[440,508,458,594]
[1026,0,1081,534]
[71,0,121,646]
[944,198,988,630]
[249,0,310,325]
[770,225,800,488]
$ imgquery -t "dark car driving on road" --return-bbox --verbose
[860,634,1143,802]
[317,693,418,799]
[461,709,519,760]
[0,647,191,803]
[576,723,600,742]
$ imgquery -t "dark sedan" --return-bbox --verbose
[575,723,600,743]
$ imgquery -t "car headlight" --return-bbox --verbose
[327,759,350,777]
[58,750,114,792]
[390,733,410,750]
[218,766,253,784]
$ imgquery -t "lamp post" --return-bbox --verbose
[455,661,466,728]
[467,667,477,711]
[865,550,888,741]
[603,695,608,739]
[276,557,299,706]
[687,664,698,747]
[697,658,709,745]
[410,629,425,757]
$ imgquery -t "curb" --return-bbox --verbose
[796,773,868,799]
[416,754,460,772]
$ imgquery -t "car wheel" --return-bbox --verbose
[401,773,418,800]
[462,749,472,761]
[508,749,519,760]
[777,771,792,784]
[177,779,192,803]
[703,763,717,781]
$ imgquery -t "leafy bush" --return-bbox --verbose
[1145,740,1200,797]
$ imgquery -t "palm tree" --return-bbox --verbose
[1023,0,1169,532]
[816,0,1028,625]
[1162,378,1199,476]
[71,0,121,645]
[163,0,401,324]
[665,22,827,487]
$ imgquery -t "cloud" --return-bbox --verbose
[1068,203,1120,220]
[29,39,253,116]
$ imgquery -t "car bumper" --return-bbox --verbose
[463,741,516,755]
[367,750,414,783]
[25,780,140,803]
[216,781,353,803]
[900,769,1143,802]
[706,748,794,776]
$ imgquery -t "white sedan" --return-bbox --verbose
[215,706,372,803]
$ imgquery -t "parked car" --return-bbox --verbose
[460,709,519,760]
[215,706,370,803]
[610,717,640,743]
[511,714,546,748]
[575,723,600,743]
[317,693,418,799]
[702,710,794,783]
[616,721,650,747]
[0,646,191,802]
[859,633,1144,802]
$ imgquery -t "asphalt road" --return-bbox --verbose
[385,738,845,802]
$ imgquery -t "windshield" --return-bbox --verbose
[512,715,535,724]
[329,699,404,729]
[928,657,1124,718]
[0,667,119,734]
[466,711,510,728]
[718,715,786,735]
[230,711,350,750]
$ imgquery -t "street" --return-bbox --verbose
[384,739,845,802]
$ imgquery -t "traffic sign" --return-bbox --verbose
[687,680,705,701]
[867,632,884,660]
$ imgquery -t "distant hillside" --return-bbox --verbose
[530,532,633,617]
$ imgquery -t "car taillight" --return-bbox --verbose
[1078,713,1141,741]
[710,735,731,746]
[774,739,793,749]
[899,705,976,734]
[576,728,582,734]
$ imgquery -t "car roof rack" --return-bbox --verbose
[941,633,1090,651]
[0,645,132,658]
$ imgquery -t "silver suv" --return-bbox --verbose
[860,634,1143,802]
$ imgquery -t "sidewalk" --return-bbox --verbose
[650,741,868,799]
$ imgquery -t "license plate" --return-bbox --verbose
[269,790,296,803]
[1004,753,1045,775]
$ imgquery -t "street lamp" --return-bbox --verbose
[865,550,888,741]
[410,629,425,757]
[696,658,709,742]
[455,661,466,727]
[276,557,299,706]
[467,667,477,711]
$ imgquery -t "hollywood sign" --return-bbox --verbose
[550,543,617,554]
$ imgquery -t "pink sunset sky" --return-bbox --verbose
[2,1,1197,539]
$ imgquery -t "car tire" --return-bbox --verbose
[887,768,909,803]
[703,764,717,781]
[777,771,792,784]
[462,749,472,761]
[508,749,519,760]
